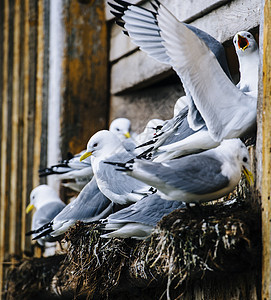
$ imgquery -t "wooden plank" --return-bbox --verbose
[111,50,172,95]
[110,0,261,94]
[21,0,30,255]
[9,0,21,257]
[109,0,232,62]
[261,0,271,298]
[39,0,50,185]
[61,0,108,155]
[0,1,9,297]
[16,0,25,256]
[32,0,44,188]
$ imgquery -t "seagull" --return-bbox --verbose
[233,31,259,94]
[28,177,113,240]
[100,193,185,240]
[26,185,66,245]
[39,117,136,191]
[80,130,155,205]
[106,139,253,204]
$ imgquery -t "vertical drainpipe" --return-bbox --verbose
[47,0,65,193]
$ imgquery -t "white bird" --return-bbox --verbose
[39,117,136,192]
[106,139,253,204]
[26,185,66,246]
[80,130,155,205]
[29,177,113,240]
[233,31,259,94]
[100,193,185,240]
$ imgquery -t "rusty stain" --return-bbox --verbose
[60,0,108,155]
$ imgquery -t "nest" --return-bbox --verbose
[5,180,261,299]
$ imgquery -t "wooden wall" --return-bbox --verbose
[0,0,50,295]
[0,0,108,297]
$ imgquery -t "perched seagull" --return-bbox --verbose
[100,193,185,240]
[29,177,113,240]
[233,31,259,94]
[80,130,155,205]
[39,118,135,191]
[109,117,132,140]
[106,139,253,204]
[108,0,232,130]
[134,118,166,145]
[26,185,66,246]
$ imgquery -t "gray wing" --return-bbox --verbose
[107,193,185,226]
[136,153,229,195]
[99,151,151,196]
[54,177,112,222]
[32,202,66,231]
[109,0,231,79]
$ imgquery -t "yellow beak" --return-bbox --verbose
[26,204,34,214]
[243,167,254,186]
[80,151,92,162]
[124,132,131,139]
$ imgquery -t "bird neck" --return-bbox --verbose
[238,50,259,92]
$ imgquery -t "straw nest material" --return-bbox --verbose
[5,180,261,299]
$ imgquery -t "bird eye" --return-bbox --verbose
[243,157,248,163]
[247,34,251,38]
[116,128,120,131]
[93,143,98,147]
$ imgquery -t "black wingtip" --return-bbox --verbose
[108,2,125,14]
[25,230,35,236]
[135,138,157,149]
[33,228,53,240]
[136,147,154,160]
[116,19,125,28]
[114,0,130,8]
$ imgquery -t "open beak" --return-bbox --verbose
[243,166,254,186]
[124,132,131,139]
[238,35,249,51]
[80,151,92,162]
[26,204,34,214]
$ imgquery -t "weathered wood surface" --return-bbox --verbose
[110,0,261,94]
[110,79,183,131]
[0,1,10,295]
[0,1,50,298]
[60,0,108,156]
[259,0,271,299]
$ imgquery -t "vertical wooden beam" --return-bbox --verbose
[33,0,44,188]
[61,0,109,156]
[261,1,271,299]
[0,0,9,295]
[21,0,30,255]
[9,0,21,257]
